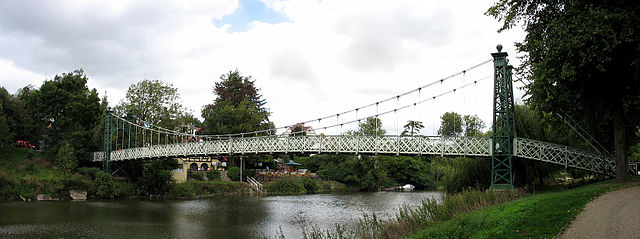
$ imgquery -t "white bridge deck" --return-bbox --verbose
[92,136,615,176]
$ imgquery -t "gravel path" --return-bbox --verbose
[559,186,640,239]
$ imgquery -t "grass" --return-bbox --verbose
[264,178,346,195]
[166,180,253,198]
[408,179,640,239]
[0,148,95,200]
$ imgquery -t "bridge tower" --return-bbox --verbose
[490,44,516,189]
[103,109,114,173]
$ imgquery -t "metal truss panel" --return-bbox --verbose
[513,137,615,176]
[92,136,491,161]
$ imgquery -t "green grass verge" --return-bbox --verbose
[408,179,640,239]
[166,180,253,198]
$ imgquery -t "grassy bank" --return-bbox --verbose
[409,179,640,239]
[263,178,347,195]
[166,181,253,198]
[0,149,96,200]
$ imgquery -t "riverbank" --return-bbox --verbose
[0,148,347,200]
[408,179,640,238]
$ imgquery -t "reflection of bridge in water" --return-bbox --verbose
[94,45,616,189]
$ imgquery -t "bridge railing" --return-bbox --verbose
[91,135,616,176]
[513,137,615,176]
[91,135,492,162]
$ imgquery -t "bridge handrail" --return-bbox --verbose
[513,137,615,176]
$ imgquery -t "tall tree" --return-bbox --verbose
[346,117,386,136]
[462,115,486,137]
[402,120,424,136]
[0,88,11,148]
[115,79,186,130]
[487,0,640,181]
[438,112,463,137]
[35,70,102,158]
[201,70,273,135]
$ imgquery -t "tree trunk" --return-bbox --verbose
[612,105,629,182]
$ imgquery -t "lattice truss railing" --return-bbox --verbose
[92,136,491,161]
[513,137,615,176]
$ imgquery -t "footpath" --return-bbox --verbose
[559,186,640,239]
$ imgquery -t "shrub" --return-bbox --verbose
[95,171,115,198]
[55,142,77,174]
[167,183,195,198]
[191,171,205,181]
[265,178,307,194]
[206,170,221,181]
[227,167,241,181]
[77,167,100,179]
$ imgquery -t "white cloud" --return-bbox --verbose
[0,0,525,135]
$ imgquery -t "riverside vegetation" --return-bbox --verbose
[273,179,639,239]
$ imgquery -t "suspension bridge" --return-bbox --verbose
[92,45,616,189]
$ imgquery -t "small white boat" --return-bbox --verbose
[402,184,415,191]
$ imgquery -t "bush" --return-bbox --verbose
[137,159,177,196]
[94,171,134,198]
[167,183,196,198]
[227,167,240,181]
[191,171,205,181]
[77,167,100,179]
[206,170,221,181]
[266,178,307,194]
[300,177,319,193]
[55,142,77,174]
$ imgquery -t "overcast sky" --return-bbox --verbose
[0,0,526,136]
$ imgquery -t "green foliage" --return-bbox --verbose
[0,88,12,148]
[191,171,205,181]
[462,115,485,137]
[201,70,274,135]
[264,178,331,195]
[265,178,308,194]
[438,112,486,137]
[429,157,491,193]
[137,159,178,196]
[32,70,102,159]
[114,79,186,129]
[346,117,386,136]
[402,120,424,136]
[438,112,463,137]
[166,181,251,198]
[227,166,241,181]
[94,170,134,199]
[381,156,434,188]
[77,167,100,179]
[55,142,77,174]
[206,170,221,180]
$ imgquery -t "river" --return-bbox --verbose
[0,191,442,239]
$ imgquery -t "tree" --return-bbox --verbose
[201,70,273,135]
[35,70,102,158]
[402,120,424,136]
[115,79,185,130]
[0,88,12,148]
[438,112,463,137]
[462,115,485,136]
[346,117,386,136]
[487,0,640,181]
[56,142,77,174]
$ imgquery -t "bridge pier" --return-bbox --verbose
[490,44,516,190]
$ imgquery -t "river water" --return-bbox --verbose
[0,191,442,239]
